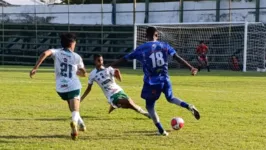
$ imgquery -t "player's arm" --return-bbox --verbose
[110,47,139,67]
[77,68,87,77]
[114,69,122,82]
[77,57,87,77]
[110,58,127,68]
[167,44,197,75]
[173,54,194,70]
[173,53,197,75]
[196,46,201,55]
[108,66,122,82]
[80,84,92,102]
[205,45,209,54]
[30,49,53,78]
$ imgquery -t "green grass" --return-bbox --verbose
[0,66,265,149]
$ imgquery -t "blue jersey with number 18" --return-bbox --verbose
[124,41,176,85]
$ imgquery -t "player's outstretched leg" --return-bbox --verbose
[114,98,150,118]
[145,99,168,136]
[78,116,86,132]
[168,97,200,120]
[68,98,83,140]
[67,101,86,132]
[164,80,200,120]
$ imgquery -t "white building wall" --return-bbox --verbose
[0,0,263,25]
[259,0,266,23]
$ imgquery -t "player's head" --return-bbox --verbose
[146,26,158,41]
[199,41,204,45]
[93,54,103,67]
[60,33,77,51]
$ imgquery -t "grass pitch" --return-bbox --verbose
[0,66,265,150]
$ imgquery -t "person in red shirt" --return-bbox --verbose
[196,41,210,72]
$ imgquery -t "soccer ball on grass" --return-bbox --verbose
[171,117,184,130]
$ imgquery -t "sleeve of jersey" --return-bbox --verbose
[107,66,115,75]
[78,56,85,69]
[50,49,56,58]
[88,72,94,85]
[124,47,139,60]
[167,44,177,56]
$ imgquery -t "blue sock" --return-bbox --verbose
[155,122,164,134]
[180,102,189,109]
[169,97,189,109]
[146,99,164,133]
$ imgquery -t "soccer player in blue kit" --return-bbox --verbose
[111,27,200,136]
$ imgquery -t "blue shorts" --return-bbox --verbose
[141,79,174,101]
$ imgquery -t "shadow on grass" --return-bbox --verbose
[0,139,14,143]
[79,132,159,141]
[81,115,147,121]
[0,130,172,141]
[124,130,157,136]
[81,115,123,121]
[123,130,159,137]
[0,116,122,122]
[0,118,68,121]
[124,129,173,136]
[132,117,150,121]
[0,135,70,140]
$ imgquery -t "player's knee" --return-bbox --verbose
[145,99,156,109]
[166,96,174,103]
[117,99,131,108]
[121,104,130,109]
[128,99,135,105]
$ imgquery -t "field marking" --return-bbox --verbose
[0,79,263,95]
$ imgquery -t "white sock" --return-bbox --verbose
[78,116,84,125]
[135,106,148,115]
[146,106,160,124]
[71,111,79,123]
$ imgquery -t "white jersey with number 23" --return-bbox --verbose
[51,48,84,93]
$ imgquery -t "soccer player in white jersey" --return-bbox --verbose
[81,54,149,118]
[30,33,87,140]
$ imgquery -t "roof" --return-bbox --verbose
[1,0,45,5]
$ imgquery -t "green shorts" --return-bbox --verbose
[110,91,129,106]
[57,89,81,101]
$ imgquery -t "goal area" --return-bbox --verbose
[133,22,266,72]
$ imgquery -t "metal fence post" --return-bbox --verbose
[133,0,136,24]
[1,3,4,65]
[144,0,149,23]
[68,0,70,32]
[179,0,183,23]
[112,0,116,25]
[216,0,220,22]
[101,0,103,52]
[255,0,260,22]
[34,1,38,62]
